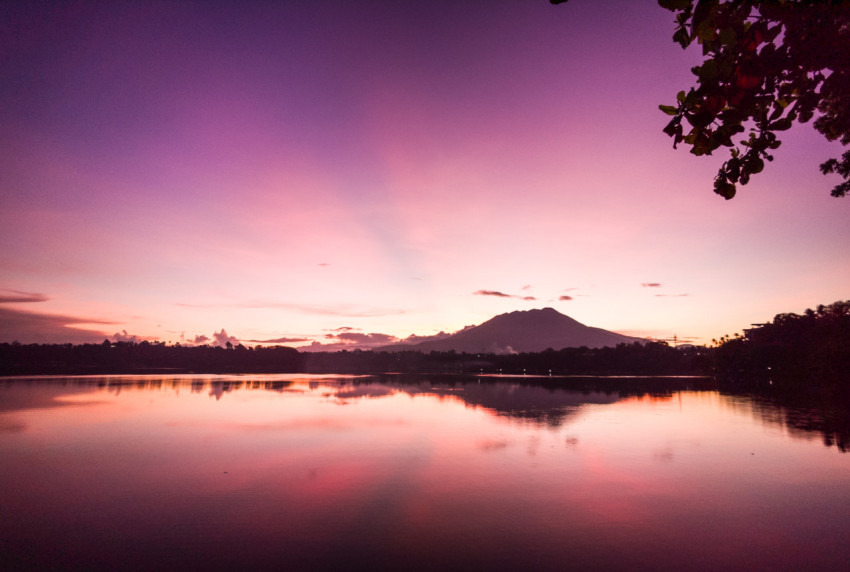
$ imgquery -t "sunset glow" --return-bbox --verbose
[2,1,848,348]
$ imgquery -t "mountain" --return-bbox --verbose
[379,307,644,354]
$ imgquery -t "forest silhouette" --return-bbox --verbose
[0,339,705,376]
[2,300,846,400]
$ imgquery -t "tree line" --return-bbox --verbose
[714,300,850,395]
[0,339,708,377]
[4,299,846,391]
[0,340,302,375]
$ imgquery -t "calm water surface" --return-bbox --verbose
[1,375,848,571]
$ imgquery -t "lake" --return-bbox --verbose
[1,374,848,571]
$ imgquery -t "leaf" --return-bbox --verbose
[673,27,691,48]
[748,156,765,174]
[830,181,850,198]
[696,22,716,44]
[820,158,839,174]
[677,90,687,103]
[659,104,679,116]
[691,133,712,155]
[663,118,682,137]
[658,0,692,11]
[714,179,736,200]
[718,26,736,46]
[697,60,718,82]
[770,117,793,131]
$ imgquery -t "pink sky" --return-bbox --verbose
[1,0,848,349]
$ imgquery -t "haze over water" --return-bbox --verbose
[2,375,848,570]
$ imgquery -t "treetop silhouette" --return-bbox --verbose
[550,0,850,199]
[657,0,850,199]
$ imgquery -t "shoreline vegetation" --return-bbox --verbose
[0,341,708,377]
[1,300,847,397]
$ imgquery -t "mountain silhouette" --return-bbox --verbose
[380,307,644,354]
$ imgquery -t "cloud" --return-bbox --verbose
[245,336,310,344]
[303,322,479,352]
[521,285,532,291]
[317,262,329,267]
[212,329,240,347]
[327,326,358,332]
[474,290,537,301]
[176,333,212,346]
[0,307,113,344]
[400,331,454,344]
[641,283,686,297]
[337,332,397,344]
[559,295,573,301]
[303,330,404,352]
[0,289,49,303]
[474,290,512,298]
[112,330,142,343]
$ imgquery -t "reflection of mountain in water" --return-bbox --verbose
[3,375,847,450]
[339,378,624,427]
[438,382,620,427]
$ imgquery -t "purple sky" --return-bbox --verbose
[2,0,848,349]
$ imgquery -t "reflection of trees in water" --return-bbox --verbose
[348,376,689,428]
[0,375,696,428]
[333,386,395,400]
[746,393,850,453]
[4,375,847,449]
[718,387,849,453]
[492,408,577,429]
[0,376,298,401]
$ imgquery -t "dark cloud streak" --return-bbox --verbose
[0,289,49,303]
[0,307,113,344]
[474,290,512,298]
[245,336,310,344]
[474,290,537,302]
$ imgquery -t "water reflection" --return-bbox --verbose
[1,375,849,570]
[2,374,848,451]
[750,394,849,453]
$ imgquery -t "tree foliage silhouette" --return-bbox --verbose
[657,0,850,199]
[550,0,850,199]
[714,300,850,385]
